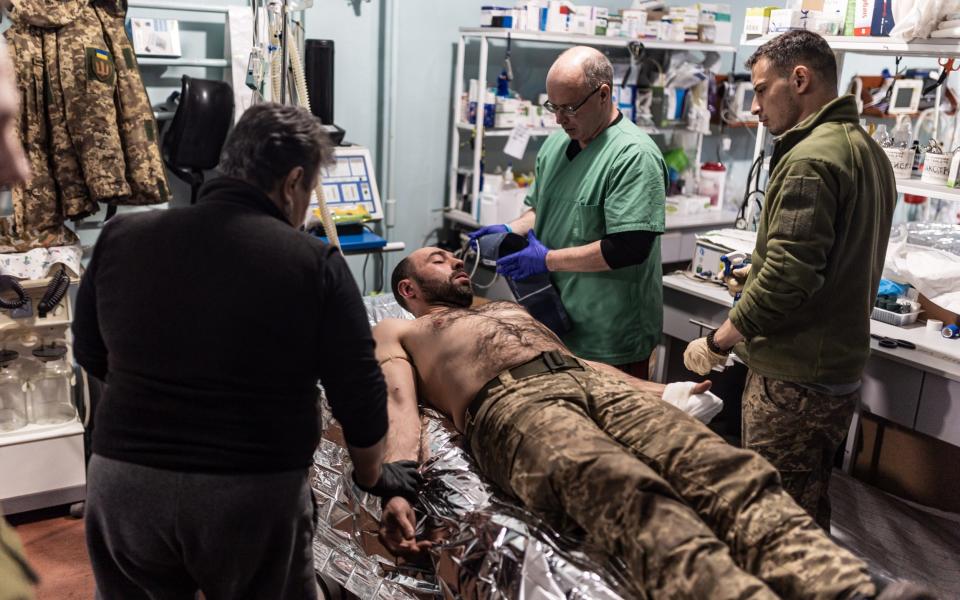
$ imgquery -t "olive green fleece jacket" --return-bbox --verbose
[730,95,896,384]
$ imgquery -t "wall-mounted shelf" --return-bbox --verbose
[742,33,960,58]
[456,123,561,137]
[137,57,229,68]
[744,32,960,225]
[128,0,230,13]
[895,179,960,202]
[465,27,736,54]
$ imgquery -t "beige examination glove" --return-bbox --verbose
[683,337,729,376]
[724,264,751,297]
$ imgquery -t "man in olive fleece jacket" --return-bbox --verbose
[683,31,896,528]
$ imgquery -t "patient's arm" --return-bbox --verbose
[373,319,422,462]
[372,319,432,558]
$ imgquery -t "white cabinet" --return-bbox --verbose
[916,375,960,447]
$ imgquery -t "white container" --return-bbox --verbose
[27,355,76,426]
[0,366,27,432]
[921,152,953,185]
[883,147,916,179]
[698,163,727,210]
[871,306,921,327]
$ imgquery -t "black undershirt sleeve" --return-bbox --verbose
[600,230,660,269]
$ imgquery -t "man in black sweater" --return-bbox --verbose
[74,103,398,599]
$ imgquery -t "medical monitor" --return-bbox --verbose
[313,145,383,221]
[887,79,923,115]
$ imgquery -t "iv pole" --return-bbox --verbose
[279,0,290,104]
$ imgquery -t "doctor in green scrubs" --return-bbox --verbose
[470,46,666,378]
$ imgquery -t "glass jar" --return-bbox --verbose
[27,347,76,426]
[0,362,27,432]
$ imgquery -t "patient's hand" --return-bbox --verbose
[380,497,432,559]
[691,380,711,395]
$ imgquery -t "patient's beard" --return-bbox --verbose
[418,273,473,308]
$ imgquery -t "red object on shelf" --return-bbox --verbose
[903,193,926,205]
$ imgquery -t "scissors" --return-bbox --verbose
[940,57,960,72]
[871,334,917,350]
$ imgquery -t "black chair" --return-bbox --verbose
[161,75,234,204]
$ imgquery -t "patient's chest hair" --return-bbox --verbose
[425,301,561,357]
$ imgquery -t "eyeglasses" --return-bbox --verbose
[542,85,603,116]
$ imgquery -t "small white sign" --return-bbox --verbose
[503,125,532,160]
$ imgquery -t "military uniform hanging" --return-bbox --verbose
[2,0,170,253]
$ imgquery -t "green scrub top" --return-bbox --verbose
[525,116,666,364]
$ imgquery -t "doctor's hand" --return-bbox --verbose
[724,264,751,298]
[683,337,729,376]
[352,460,422,504]
[379,496,432,559]
[467,224,510,247]
[496,231,550,281]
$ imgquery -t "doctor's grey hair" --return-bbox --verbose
[220,102,334,194]
[583,53,614,93]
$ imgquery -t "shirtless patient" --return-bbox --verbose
[366,246,875,600]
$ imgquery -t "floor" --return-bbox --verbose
[6,507,93,600]
[6,472,959,599]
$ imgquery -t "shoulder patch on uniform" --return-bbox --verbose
[85,48,115,84]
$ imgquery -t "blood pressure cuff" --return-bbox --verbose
[476,232,572,336]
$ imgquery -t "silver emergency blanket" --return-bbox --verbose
[903,221,960,255]
[311,294,629,599]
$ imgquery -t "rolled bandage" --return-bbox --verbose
[662,382,724,424]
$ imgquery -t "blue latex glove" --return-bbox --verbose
[468,224,510,247]
[497,231,550,280]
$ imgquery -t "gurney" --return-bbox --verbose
[312,294,632,599]
[311,296,885,599]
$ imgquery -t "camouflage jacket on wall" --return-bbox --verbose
[2,0,169,253]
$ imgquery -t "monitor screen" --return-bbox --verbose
[313,146,383,220]
[894,87,915,109]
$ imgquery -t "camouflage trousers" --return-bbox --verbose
[742,371,858,530]
[466,366,874,600]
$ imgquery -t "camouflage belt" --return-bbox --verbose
[467,350,583,422]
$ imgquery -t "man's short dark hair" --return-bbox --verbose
[391,257,415,310]
[745,30,837,86]
[220,102,334,193]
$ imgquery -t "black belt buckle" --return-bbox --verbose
[543,350,566,371]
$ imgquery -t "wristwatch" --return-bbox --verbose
[706,330,731,356]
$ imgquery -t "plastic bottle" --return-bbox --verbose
[891,117,913,149]
[872,124,892,147]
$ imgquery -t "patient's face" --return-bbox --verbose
[411,247,473,308]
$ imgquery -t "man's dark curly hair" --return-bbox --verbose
[745,30,837,85]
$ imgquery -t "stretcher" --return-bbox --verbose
[311,295,630,599]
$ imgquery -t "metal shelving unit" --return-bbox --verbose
[448,27,737,223]
[742,33,960,57]
[742,32,960,216]
[128,0,233,80]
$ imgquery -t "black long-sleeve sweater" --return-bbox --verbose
[73,177,387,473]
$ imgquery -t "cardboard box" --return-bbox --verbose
[918,293,960,327]
[700,3,733,44]
[785,0,824,9]
[853,0,875,35]
[870,0,894,36]
[770,8,821,32]
[744,6,778,36]
[853,414,960,514]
